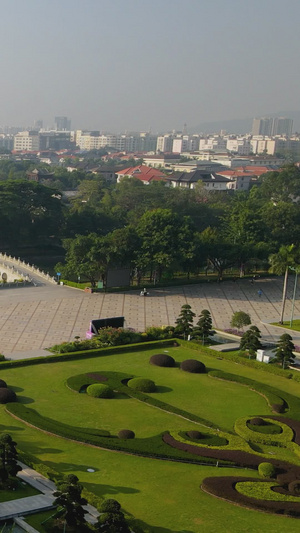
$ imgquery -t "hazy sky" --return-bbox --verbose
[1,0,299,132]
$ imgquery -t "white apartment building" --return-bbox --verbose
[14,131,39,151]
[226,138,251,155]
[156,134,173,152]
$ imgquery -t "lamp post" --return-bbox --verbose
[289,266,300,328]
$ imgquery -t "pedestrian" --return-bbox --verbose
[258,289,262,297]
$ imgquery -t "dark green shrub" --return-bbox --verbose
[186,430,202,440]
[127,378,156,393]
[0,379,7,388]
[145,326,175,340]
[0,388,16,404]
[150,353,175,367]
[272,403,285,413]
[180,359,206,374]
[258,462,276,478]
[288,480,300,495]
[249,417,265,426]
[98,499,121,513]
[86,384,114,398]
[118,429,135,440]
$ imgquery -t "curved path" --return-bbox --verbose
[0,264,299,359]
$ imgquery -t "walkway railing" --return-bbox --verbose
[0,253,57,284]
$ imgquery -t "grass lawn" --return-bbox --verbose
[0,344,300,532]
[0,479,39,502]
[271,319,300,333]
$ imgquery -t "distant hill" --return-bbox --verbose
[191,111,300,135]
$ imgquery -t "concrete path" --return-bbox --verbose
[0,262,299,359]
[0,462,99,523]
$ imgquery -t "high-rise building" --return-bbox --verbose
[272,117,293,136]
[252,117,293,137]
[252,117,273,136]
[55,116,71,131]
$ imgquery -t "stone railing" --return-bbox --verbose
[0,253,57,285]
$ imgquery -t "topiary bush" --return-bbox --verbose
[180,359,206,374]
[0,379,7,388]
[258,462,276,478]
[98,498,122,513]
[150,353,175,367]
[0,388,16,404]
[127,378,156,393]
[249,417,265,426]
[288,480,300,495]
[118,429,135,440]
[86,384,114,398]
[186,430,202,440]
[272,403,285,413]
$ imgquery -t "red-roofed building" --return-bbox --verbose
[116,165,167,184]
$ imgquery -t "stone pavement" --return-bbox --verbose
[0,462,99,522]
[0,264,299,359]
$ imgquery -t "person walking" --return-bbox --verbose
[258,289,262,297]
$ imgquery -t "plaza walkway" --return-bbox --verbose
[0,462,99,522]
[0,256,299,359]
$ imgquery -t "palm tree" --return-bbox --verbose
[269,244,298,324]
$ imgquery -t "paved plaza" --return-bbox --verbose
[0,258,300,359]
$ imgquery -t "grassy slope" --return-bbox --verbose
[0,345,300,531]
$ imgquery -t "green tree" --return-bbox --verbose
[269,244,299,324]
[53,474,87,528]
[230,311,251,330]
[193,309,214,343]
[175,304,195,339]
[56,233,108,287]
[240,326,262,358]
[97,499,130,532]
[273,333,295,368]
[0,433,21,484]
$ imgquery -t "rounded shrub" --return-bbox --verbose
[180,359,206,374]
[0,379,7,388]
[186,430,202,440]
[150,353,175,368]
[86,384,114,398]
[0,388,16,404]
[99,499,121,513]
[272,403,285,413]
[127,378,156,393]
[288,480,300,495]
[118,429,135,440]
[258,462,276,478]
[249,417,265,426]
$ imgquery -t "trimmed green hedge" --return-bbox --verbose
[127,378,156,393]
[6,403,219,465]
[234,417,293,447]
[235,481,300,502]
[0,340,175,370]
[208,370,285,412]
[258,462,276,478]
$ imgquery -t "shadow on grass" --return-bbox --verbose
[154,385,173,394]
[0,424,25,431]
[10,386,24,392]
[17,396,35,404]
[83,480,140,495]
[133,520,193,533]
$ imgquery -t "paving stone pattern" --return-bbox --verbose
[0,265,299,359]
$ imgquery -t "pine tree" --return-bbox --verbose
[0,433,21,484]
[193,309,214,344]
[53,474,87,527]
[273,333,295,368]
[240,326,262,358]
[174,304,195,339]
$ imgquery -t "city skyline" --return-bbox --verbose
[1,0,300,131]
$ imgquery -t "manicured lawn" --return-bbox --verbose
[0,344,300,532]
[271,319,300,332]
[0,479,39,502]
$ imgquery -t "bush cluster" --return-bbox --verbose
[0,388,16,404]
[118,430,135,440]
[180,359,206,373]
[149,353,175,367]
[258,462,276,478]
[86,384,114,398]
[127,378,156,393]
